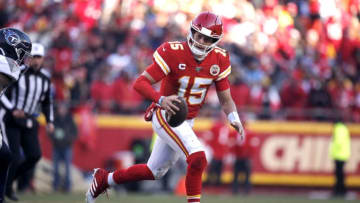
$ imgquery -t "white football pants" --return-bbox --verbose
[147,108,204,179]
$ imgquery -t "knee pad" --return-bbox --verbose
[147,155,178,180]
[149,167,168,180]
[187,151,207,172]
[147,162,173,180]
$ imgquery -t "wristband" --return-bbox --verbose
[227,111,240,123]
[158,96,165,105]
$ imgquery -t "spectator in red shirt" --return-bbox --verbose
[113,71,144,114]
[90,65,114,113]
[204,114,230,186]
[353,82,360,122]
[231,80,250,108]
[280,78,307,120]
[230,127,259,195]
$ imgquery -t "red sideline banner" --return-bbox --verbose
[247,121,360,187]
[38,116,360,187]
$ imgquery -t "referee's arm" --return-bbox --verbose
[41,81,54,133]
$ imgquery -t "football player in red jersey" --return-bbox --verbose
[86,11,245,203]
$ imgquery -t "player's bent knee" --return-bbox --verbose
[147,165,169,180]
[187,151,207,172]
[152,170,167,180]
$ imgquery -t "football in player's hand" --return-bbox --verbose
[167,97,188,127]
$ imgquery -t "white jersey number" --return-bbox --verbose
[169,41,184,50]
[178,76,213,105]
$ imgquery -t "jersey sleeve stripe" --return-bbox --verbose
[153,51,170,75]
[216,65,231,81]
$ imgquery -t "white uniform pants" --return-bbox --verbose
[147,108,204,179]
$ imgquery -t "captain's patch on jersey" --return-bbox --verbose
[178,63,186,70]
[210,64,220,76]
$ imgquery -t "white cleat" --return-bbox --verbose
[85,190,96,203]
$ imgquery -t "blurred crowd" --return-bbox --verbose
[2,0,360,122]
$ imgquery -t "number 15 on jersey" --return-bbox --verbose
[178,76,213,105]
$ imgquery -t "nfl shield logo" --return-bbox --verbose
[196,67,202,72]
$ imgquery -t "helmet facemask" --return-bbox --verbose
[1,47,32,75]
[15,47,32,66]
[0,47,32,97]
[187,22,222,60]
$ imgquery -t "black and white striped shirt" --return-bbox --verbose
[0,66,54,123]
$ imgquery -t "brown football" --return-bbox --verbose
[166,97,188,127]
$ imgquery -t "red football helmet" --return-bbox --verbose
[187,11,223,60]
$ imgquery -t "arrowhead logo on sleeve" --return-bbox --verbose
[210,64,220,76]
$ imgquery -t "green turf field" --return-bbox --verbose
[17,193,351,203]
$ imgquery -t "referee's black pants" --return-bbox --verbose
[0,140,13,203]
[5,114,41,193]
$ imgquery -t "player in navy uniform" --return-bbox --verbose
[0,28,32,203]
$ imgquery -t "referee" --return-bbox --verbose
[1,43,54,201]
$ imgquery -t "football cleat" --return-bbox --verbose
[85,168,109,203]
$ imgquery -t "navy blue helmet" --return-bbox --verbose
[0,27,32,66]
[0,28,32,95]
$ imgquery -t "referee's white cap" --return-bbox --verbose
[31,43,45,57]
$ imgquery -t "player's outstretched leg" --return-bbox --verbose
[86,168,109,203]
[185,151,207,203]
[109,164,154,184]
[86,164,154,203]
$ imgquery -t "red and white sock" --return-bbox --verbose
[107,172,115,186]
[107,164,154,186]
[185,151,207,203]
[187,195,201,203]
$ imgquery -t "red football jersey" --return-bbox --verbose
[146,41,231,119]
[208,121,230,159]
